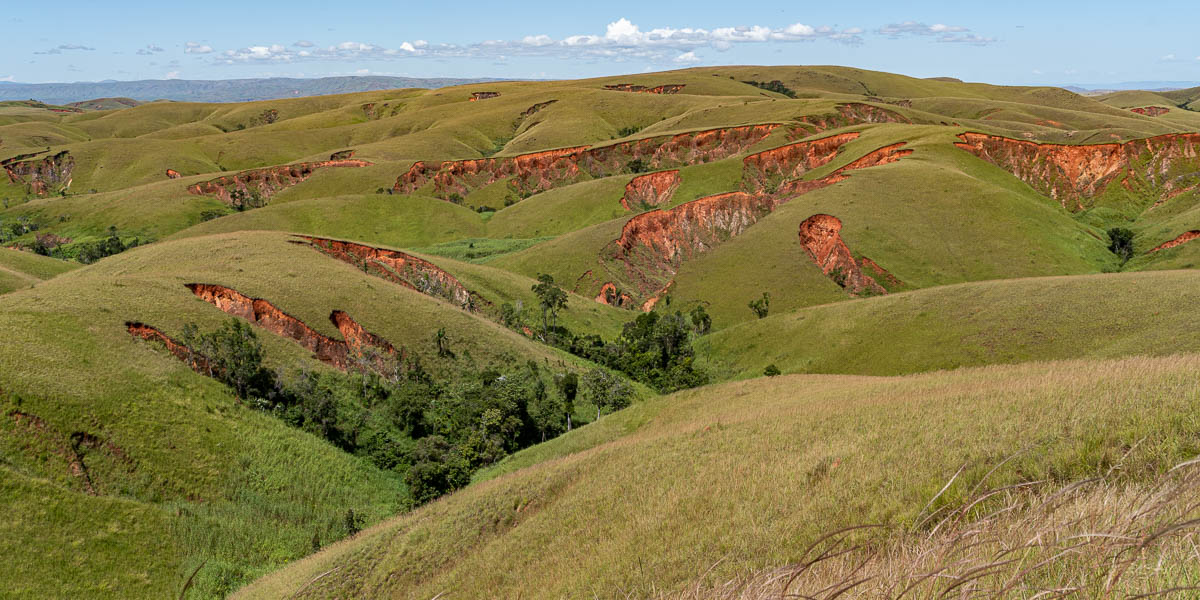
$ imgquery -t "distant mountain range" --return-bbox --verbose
[0,76,508,104]
[1062,81,1200,93]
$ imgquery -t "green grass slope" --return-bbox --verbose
[0,248,78,293]
[696,269,1200,379]
[237,353,1200,598]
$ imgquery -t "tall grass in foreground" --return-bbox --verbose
[677,457,1200,599]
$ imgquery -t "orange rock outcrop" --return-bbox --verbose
[620,170,681,210]
[1150,230,1200,252]
[394,124,780,200]
[187,159,372,206]
[603,84,686,94]
[185,283,400,370]
[605,141,911,303]
[165,169,182,179]
[2,150,74,196]
[954,132,1200,210]
[296,236,477,311]
[798,214,900,296]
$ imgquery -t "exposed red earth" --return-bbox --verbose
[792,103,911,136]
[1131,107,1170,117]
[126,321,215,375]
[395,124,779,200]
[165,169,182,179]
[797,214,902,296]
[328,149,356,160]
[1150,230,1200,252]
[954,132,1200,210]
[620,170,681,210]
[2,150,74,196]
[185,283,400,370]
[594,282,636,309]
[295,236,478,311]
[603,84,686,94]
[186,159,372,206]
[602,139,911,304]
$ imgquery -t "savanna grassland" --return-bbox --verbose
[1,65,1198,598]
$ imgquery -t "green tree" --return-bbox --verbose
[531,274,568,333]
[689,304,712,335]
[749,292,771,319]
[582,368,634,420]
[1107,227,1135,263]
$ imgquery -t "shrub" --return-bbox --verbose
[764,364,781,377]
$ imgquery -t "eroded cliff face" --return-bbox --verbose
[1131,107,1170,117]
[2,150,74,196]
[394,124,780,200]
[792,103,911,137]
[954,132,1200,210]
[594,282,635,308]
[1150,230,1200,252]
[797,214,900,296]
[127,321,214,375]
[603,142,911,304]
[470,92,502,101]
[603,84,686,94]
[742,132,861,192]
[187,159,372,206]
[521,100,557,117]
[329,149,356,160]
[620,170,681,210]
[185,283,400,370]
[296,236,477,311]
[165,169,182,179]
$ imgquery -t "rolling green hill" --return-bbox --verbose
[2,65,1199,599]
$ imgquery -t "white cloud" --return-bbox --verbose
[166,70,180,79]
[137,44,165,56]
[1162,53,1176,60]
[190,17,997,66]
[34,44,95,55]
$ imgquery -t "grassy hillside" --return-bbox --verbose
[238,354,1200,598]
[4,66,1200,599]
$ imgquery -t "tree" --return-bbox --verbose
[185,318,268,400]
[555,372,578,430]
[1107,227,1135,263]
[749,292,771,319]
[582,368,634,420]
[433,327,452,358]
[764,364,781,377]
[531,274,568,333]
[689,304,712,335]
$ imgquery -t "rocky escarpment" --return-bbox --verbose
[470,92,501,101]
[603,84,686,94]
[954,132,1200,211]
[2,150,74,196]
[1131,107,1170,117]
[127,321,214,375]
[792,103,911,137]
[295,236,478,311]
[1150,230,1200,252]
[329,149,356,160]
[604,141,911,305]
[741,132,861,192]
[620,170,680,210]
[797,214,901,296]
[187,159,372,207]
[185,283,400,370]
[395,124,779,200]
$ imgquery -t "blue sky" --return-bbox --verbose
[4,0,1199,86]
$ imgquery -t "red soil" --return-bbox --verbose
[797,214,901,296]
[1150,230,1200,252]
[605,141,911,304]
[185,283,400,370]
[954,132,1200,210]
[187,159,372,206]
[620,170,681,210]
[603,84,686,94]
[394,124,780,200]
[126,321,215,375]
[1131,106,1170,117]
[2,150,73,196]
[295,236,477,311]
[165,169,182,179]
[792,103,911,137]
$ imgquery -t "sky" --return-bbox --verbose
[3,0,1199,86]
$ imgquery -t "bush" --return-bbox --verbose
[1107,227,1135,263]
[764,364,781,377]
[749,292,771,319]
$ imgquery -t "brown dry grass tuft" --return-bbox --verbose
[674,457,1200,599]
